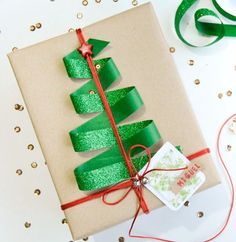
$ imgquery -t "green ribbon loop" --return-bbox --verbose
[64,39,161,191]
[175,0,236,47]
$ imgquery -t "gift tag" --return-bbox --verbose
[140,142,206,210]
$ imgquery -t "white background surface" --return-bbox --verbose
[0,0,236,242]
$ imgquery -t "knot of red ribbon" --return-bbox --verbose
[101,144,188,215]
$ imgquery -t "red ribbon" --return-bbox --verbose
[61,146,209,211]
[62,28,234,242]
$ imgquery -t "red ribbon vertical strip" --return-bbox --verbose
[76,28,149,213]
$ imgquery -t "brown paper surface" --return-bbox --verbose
[8,3,221,240]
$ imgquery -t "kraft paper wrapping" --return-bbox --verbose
[8,3,221,240]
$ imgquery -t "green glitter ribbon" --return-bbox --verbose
[63,39,161,191]
[175,0,236,47]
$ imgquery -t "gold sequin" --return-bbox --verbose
[82,0,88,6]
[77,12,83,19]
[62,218,67,224]
[68,28,75,32]
[36,23,42,29]
[95,0,101,2]
[14,104,24,111]
[227,145,232,151]
[226,90,232,96]
[14,126,21,133]
[24,222,31,228]
[89,90,96,94]
[30,25,36,31]
[194,79,200,85]
[83,238,89,241]
[31,162,38,168]
[119,237,125,242]
[12,47,18,52]
[132,0,138,6]
[16,169,23,175]
[188,59,194,66]
[169,47,175,53]
[197,211,204,218]
[34,189,41,196]
[96,64,101,70]
[218,93,223,99]
[184,200,189,207]
[27,144,34,150]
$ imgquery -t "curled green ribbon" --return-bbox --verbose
[175,0,236,47]
[63,39,161,191]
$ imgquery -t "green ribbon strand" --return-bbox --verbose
[175,0,236,47]
[64,39,161,191]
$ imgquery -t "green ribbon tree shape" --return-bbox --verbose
[63,38,161,192]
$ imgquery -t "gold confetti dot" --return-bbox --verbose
[132,0,138,6]
[82,0,88,6]
[96,64,101,70]
[31,162,38,168]
[83,238,89,241]
[188,59,194,66]
[95,0,101,2]
[27,144,34,150]
[35,23,42,29]
[68,28,75,32]
[227,145,232,151]
[184,200,190,207]
[14,126,21,133]
[194,79,200,85]
[169,47,175,53]
[226,90,232,96]
[119,237,125,242]
[77,12,83,19]
[15,104,21,110]
[14,104,24,111]
[16,169,23,175]
[12,47,18,52]
[218,93,223,99]
[62,218,67,224]
[30,25,36,31]
[24,222,31,228]
[34,189,41,196]
[89,90,96,94]
[197,211,204,218]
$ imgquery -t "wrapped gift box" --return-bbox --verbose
[8,3,220,240]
